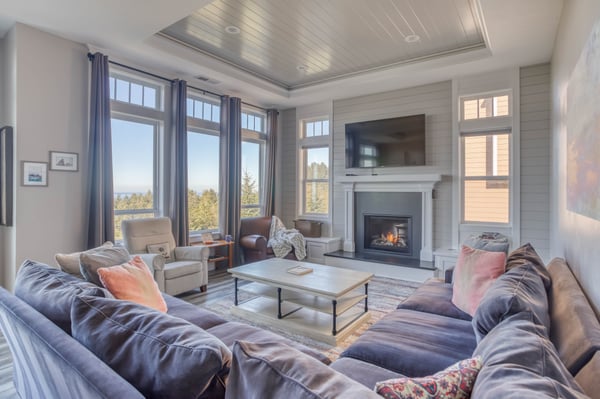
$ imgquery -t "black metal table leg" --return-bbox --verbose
[234,277,238,306]
[277,287,282,319]
[332,299,338,335]
[365,282,369,312]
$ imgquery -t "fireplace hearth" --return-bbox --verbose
[364,214,412,255]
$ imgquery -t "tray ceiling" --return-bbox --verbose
[160,0,486,89]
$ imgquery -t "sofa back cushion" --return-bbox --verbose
[14,260,108,334]
[472,263,550,342]
[548,258,600,376]
[225,340,380,399]
[0,287,144,399]
[71,294,232,399]
[575,352,600,397]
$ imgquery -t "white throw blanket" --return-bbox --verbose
[267,216,307,260]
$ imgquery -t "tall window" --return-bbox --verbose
[187,93,221,233]
[109,71,164,240]
[300,118,330,216]
[241,110,266,217]
[460,92,512,225]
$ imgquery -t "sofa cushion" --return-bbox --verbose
[340,309,477,377]
[374,357,482,399]
[224,341,380,399]
[575,352,600,397]
[397,278,471,321]
[472,263,550,342]
[452,245,506,316]
[207,320,331,365]
[163,260,202,279]
[474,312,581,390]
[505,243,551,285]
[548,258,600,376]
[330,357,405,389]
[163,294,228,330]
[14,260,108,334]
[97,256,167,312]
[55,241,113,277]
[71,294,231,399]
[79,245,131,286]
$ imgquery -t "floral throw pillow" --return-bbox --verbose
[375,357,482,399]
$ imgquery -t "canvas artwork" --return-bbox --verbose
[567,19,600,220]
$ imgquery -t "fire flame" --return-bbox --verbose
[385,232,396,244]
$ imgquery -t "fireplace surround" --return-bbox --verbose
[337,173,442,262]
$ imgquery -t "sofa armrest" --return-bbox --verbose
[239,235,267,250]
[135,253,165,272]
[174,246,209,261]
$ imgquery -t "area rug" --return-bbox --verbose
[180,271,421,361]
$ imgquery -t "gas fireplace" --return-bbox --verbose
[364,215,412,255]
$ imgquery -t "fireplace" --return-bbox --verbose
[364,214,412,255]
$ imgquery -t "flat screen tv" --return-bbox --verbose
[345,114,426,168]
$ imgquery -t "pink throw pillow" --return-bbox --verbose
[375,356,482,399]
[98,256,167,312]
[451,245,506,316]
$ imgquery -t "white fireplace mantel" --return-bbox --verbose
[336,173,442,261]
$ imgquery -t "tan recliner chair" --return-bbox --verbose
[121,217,209,295]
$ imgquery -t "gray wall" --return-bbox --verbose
[279,108,297,228]
[0,24,88,290]
[331,81,454,250]
[520,64,551,261]
[551,1,600,313]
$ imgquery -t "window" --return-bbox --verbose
[459,90,512,225]
[241,110,266,217]
[187,97,220,123]
[110,71,164,240]
[461,132,510,223]
[299,117,330,216]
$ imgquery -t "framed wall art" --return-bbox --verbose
[22,161,48,187]
[49,151,78,172]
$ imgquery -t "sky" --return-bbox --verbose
[112,119,260,194]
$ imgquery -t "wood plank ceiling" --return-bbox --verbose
[160,0,485,89]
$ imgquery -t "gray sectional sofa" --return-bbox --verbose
[1,244,599,398]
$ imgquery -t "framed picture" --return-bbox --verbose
[0,126,13,226]
[22,161,48,187]
[49,151,78,172]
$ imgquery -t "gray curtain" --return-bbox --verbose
[86,52,114,248]
[264,109,278,216]
[219,96,242,265]
[168,79,189,246]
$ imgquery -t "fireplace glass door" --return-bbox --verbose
[363,214,412,255]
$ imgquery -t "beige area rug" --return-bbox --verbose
[180,271,421,361]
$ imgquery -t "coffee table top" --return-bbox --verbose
[229,258,373,298]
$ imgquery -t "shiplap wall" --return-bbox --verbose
[279,108,297,227]
[520,64,551,261]
[331,81,454,249]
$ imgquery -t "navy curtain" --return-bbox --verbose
[86,52,114,248]
[219,96,242,265]
[168,79,189,246]
[264,109,278,216]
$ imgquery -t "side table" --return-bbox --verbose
[193,240,234,268]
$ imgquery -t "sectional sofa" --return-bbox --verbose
[1,244,599,398]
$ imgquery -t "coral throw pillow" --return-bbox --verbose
[98,256,167,312]
[375,357,482,399]
[452,245,506,316]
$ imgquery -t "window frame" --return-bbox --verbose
[298,116,331,219]
[241,108,267,218]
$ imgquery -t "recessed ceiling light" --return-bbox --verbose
[404,34,420,43]
[225,25,241,35]
[296,64,308,72]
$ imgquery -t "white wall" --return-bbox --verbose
[551,1,600,312]
[0,24,89,290]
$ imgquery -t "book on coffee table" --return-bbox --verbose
[287,265,313,275]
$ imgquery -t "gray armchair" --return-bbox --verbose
[121,217,209,295]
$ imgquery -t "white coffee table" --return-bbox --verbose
[228,258,373,345]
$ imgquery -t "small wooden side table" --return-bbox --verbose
[193,240,234,268]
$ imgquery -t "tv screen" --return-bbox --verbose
[345,114,426,168]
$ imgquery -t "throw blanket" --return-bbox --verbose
[267,216,307,260]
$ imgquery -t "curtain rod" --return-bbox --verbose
[87,52,268,111]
